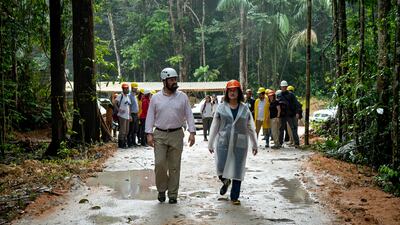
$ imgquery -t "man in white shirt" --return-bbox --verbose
[115,83,131,148]
[145,67,196,204]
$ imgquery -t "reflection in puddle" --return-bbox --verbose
[88,214,122,225]
[86,169,156,200]
[189,191,212,198]
[272,178,314,205]
[196,210,218,218]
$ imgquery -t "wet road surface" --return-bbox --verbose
[16,128,333,224]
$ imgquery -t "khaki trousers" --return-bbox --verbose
[153,128,184,198]
[287,122,294,144]
[118,117,130,141]
[255,120,268,137]
[271,118,281,146]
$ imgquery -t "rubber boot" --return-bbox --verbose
[118,139,124,148]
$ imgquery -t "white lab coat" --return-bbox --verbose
[208,102,257,181]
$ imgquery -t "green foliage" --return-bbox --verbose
[313,138,339,152]
[376,165,400,196]
[193,65,220,82]
[165,55,184,66]
[57,141,78,158]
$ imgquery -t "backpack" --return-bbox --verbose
[278,97,289,117]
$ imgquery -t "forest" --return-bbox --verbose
[0,0,399,209]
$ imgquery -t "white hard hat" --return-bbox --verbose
[160,68,178,80]
[280,80,288,87]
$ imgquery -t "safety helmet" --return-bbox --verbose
[280,80,288,87]
[246,88,252,93]
[287,85,295,92]
[226,80,241,89]
[150,90,157,95]
[267,90,276,96]
[160,67,178,80]
[257,87,266,94]
[131,82,139,88]
[121,83,129,89]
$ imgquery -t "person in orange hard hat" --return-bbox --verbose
[208,80,258,206]
[114,83,132,148]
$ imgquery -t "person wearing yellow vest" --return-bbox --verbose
[254,87,271,147]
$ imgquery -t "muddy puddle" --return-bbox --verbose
[86,169,157,200]
[272,177,314,205]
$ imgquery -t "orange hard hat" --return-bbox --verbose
[121,83,129,89]
[226,80,241,89]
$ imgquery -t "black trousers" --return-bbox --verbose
[127,113,139,146]
[279,116,300,145]
[139,118,147,145]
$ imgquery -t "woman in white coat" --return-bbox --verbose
[208,80,258,205]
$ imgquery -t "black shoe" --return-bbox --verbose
[158,192,166,202]
[118,140,124,148]
[220,179,231,195]
[168,198,177,204]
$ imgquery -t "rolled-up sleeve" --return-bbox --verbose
[184,96,196,133]
[145,98,156,133]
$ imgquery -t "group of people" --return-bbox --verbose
[109,67,302,206]
[107,83,154,148]
[244,81,302,149]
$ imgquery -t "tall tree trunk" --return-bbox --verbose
[177,0,189,81]
[392,0,400,169]
[356,0,366,152]
[107,11,122,79]
[168,0,182,80]
[46,0,67,156]
[12,35,18,110]
[257,27,263,85]
[184,2,205,67]
[201,0,206,66]
[72,0,100,144]
[0,18,5,157]
[338,0,348,140]
[376,0,392,164]
[143,60,146,81]
[239,4,248,90]
[305,0,312,146]
[333,0,343,142]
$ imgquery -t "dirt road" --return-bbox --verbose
[15,128,334,225]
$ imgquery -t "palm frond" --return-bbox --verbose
[288,29,318,61]
[274,13,290,36]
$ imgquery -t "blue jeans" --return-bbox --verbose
[219,176,242,200]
